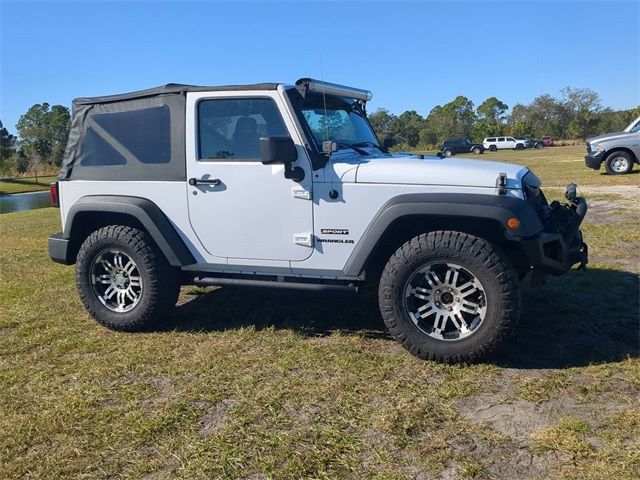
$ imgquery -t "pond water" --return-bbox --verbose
[0,191,52,214]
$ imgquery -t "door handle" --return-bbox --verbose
[189,177,221,186]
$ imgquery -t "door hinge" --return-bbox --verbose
[292,186,312,200]
[293,232,313,247]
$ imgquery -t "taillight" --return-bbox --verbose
[50,182,59,207]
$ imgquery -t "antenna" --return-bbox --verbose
[320,50,339,199]
[319,51,330,146]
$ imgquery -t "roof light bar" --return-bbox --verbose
[295,78,372,101]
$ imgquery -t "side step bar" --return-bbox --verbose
[193,276,359,293]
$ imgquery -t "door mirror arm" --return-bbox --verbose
[284,161,305,182]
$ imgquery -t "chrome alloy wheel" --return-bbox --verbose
[90,249,143,313]
[403,262,487,341]
[610,155,630,173]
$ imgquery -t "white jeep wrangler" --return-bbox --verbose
[48,78,588,363]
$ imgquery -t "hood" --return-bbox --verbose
[354,154,528,188]
[586,131,632,144]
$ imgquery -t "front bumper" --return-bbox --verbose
[49,232,73,265]
[521,192,588,276]
[585,151,605,170]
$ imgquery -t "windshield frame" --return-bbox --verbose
[284,88,382,166]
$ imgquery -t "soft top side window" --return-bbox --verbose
[197,98,288,161]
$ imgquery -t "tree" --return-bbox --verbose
[393,110,424,147]
[0,120,17,174]
[16,103,71,166]
[561,87,602,138]
[473,97,509,141]
[0,120,16,161]
[368,108,397,144]
[507,94,569,138]
[477,97,508,123]
[422,96,476,145]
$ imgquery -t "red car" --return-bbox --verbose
[542,135,554,146]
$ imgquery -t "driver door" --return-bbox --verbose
[185,91,314,262]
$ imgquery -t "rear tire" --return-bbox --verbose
[443,149,453,157]
[604,151,634,174]
[489,145,497,152]
[472,147,482,154]
[378,231,520,363]
[76,225,180,331]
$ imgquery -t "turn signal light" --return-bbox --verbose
[506,217,520,229]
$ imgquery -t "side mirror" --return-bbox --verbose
[259,136,304,182]
[260,136,298,165]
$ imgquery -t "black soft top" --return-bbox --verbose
[74,82,281,105]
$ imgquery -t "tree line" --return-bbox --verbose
[1,87,639,176]
[0,103,71,177]
[369,87,639,149]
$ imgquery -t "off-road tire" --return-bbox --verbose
[76,225,180,331]
[378,231,520,363]
[604,151,634,175]
[489,145,497,152]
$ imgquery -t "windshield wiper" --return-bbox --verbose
[337,142,370,156]
[353,141,388,154]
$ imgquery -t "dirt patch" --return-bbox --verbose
[141,466,177,480]
[458,397,581,443]
[583,198,625,224]
[198,398,236,437]
[579,185,640,199]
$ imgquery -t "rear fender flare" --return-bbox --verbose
[64,195,195,266]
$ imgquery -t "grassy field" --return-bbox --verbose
[0,175,58,195]
[1,146,638,479]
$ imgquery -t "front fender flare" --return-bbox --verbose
[342,193,543,277]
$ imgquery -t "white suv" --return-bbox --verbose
[483,136,526,151]
[48,78,588,363]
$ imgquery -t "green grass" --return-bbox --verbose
[0,175,58,195]
[412,145,640,187]
[0,148,639,479]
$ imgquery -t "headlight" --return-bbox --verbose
[590,143,604,152]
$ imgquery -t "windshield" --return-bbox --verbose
[627,116,640,133]
[297,93,379,149]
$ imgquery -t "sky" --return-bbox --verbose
[1,0,639,135]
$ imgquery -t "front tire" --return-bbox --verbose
[443,149,453,157]
[515,143,524,150]
[76,225,180,331]
[472,147,482,154]
[604,151,634,174]
[489,145,497,152]
[378,231,520,363]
